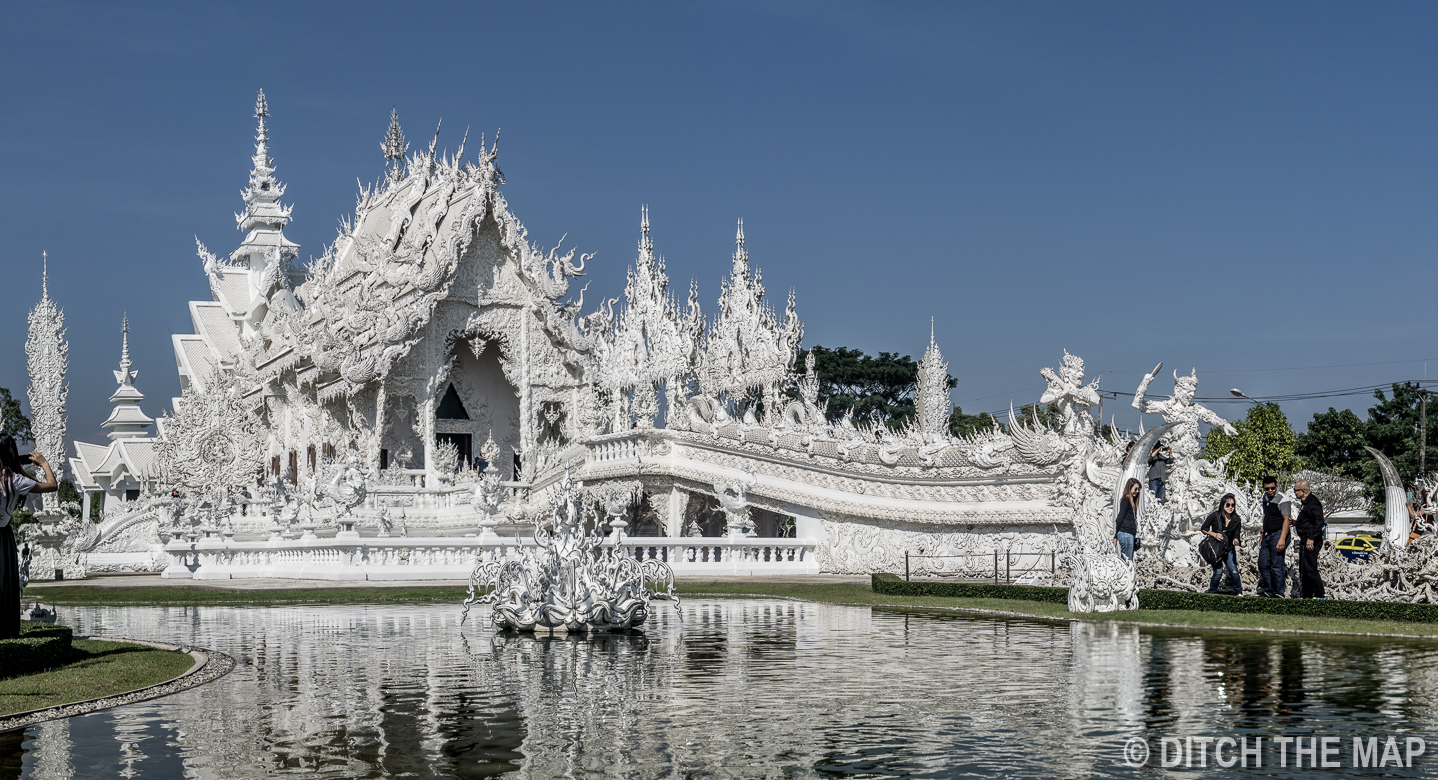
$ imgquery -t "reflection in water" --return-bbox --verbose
[0,601,1435,778]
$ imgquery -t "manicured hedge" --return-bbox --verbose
[1135,589,1438,623]
[871,573,1069,604]
[871,573,1438,624]
[0,622,75,680]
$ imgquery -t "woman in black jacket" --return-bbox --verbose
[1113,478,1141,560]
[1201,493,1245,596]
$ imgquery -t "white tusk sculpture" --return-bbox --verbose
[1364,446,1411,550]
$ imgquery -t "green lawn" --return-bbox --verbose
[0,640,198,717]
[29,585,471,606]
[674,581,1438,639]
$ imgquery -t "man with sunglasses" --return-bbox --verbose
[1257,476,1292,597]
[1292,479,1326,599]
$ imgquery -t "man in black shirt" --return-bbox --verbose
[1257,476,1292,597]
[1292,480,1325,598]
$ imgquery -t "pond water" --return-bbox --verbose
[1,600,1435,778]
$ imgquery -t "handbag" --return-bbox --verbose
[1198,535,1228,567]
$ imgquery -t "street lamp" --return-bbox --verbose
[1231,388,1259,404]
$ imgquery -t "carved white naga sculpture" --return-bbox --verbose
[462,471,678,632]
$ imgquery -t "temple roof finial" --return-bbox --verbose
[639,205,652,254]
[120,314,131,373]
[381,106,408,166]
[236,89,293,236]
[41,251,48,301]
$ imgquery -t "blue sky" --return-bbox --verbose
[4,2,1438,444]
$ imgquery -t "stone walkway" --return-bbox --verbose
[26,573,870,590]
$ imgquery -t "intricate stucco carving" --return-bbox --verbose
[696,220,802,417]
[462,471,678,632]
[153,369,266,522]
[26,255,68,487]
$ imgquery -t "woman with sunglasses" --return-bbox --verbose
[1201,492,1245,596]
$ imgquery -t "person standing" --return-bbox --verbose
[1147,442,1174,502]
[1,434,59,639]
[1201,493,1245,596]
[1292,479,1325,599]
[1257,477,1292,597]
[1114,478,1141,561]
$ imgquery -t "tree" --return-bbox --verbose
[0,387,32,444]
[1200,402,1301,485]
[799,345,955,430]
[948,406,1000,438]
[1296,407,1367,480]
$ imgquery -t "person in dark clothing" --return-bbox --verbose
[0,434,58,639]
[1147,443,1174,502]
[1292,479,1325,599]
[1201,493,1245,595]
[1257,476,1292,597]
[1113,478,1141,560]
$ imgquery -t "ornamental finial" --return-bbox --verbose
[41,251,48,300]
[381,106,408,165]
[639,205,652,254]
[121,313,131,367]
[736,217,745,248]
[254,88,268,119]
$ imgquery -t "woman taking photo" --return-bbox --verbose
[1,434,58,638]
[1113,478,1141,561]
[1202,492,1245,596]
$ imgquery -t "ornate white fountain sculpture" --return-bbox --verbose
[462,471,678,632]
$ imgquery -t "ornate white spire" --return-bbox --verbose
[381,107,408,180]
[733,218,747,272]
[236,88,292,233]
[916,318,951,439]
[26,253,68,493]
[595,207,702,416]
[227,89,300,308]
[102,314,153,441]
[699,219,804,403]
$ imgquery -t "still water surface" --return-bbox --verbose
[1,600,1435,778]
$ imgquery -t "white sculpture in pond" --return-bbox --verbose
[462,471,678,632]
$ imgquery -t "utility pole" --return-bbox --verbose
[1421,388,1428,480]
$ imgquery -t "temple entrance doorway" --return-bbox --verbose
[434,336,520,475]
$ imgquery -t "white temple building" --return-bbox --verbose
[41,91,1256,583]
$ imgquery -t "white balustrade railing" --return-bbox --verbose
[161,534,818,581]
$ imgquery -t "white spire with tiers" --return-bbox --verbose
[229,89,301,306]
[102,315,154,441]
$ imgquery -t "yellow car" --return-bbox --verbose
[1335,534,1381,561]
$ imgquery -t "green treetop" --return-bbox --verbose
[1201,402,1301,485]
